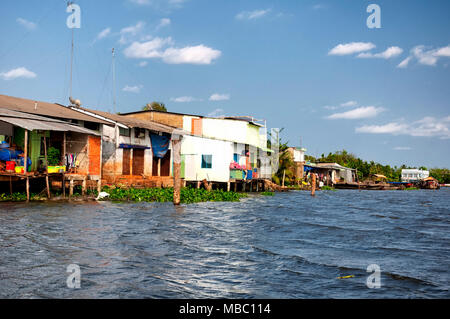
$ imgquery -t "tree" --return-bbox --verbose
[142,102,167,112]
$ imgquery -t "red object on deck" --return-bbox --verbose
[6,161,15,171]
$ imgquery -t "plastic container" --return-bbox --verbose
[6,161,15,172]
[48,166,66,173]
[15,166,25,174]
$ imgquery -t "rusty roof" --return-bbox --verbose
[75,107,186,135]
[0,94,111,125]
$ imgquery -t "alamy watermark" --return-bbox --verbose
[66,2,81,29]
[367,4,381,29]
[366,264,381,289]
[66,264,81,289]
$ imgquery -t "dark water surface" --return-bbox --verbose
[0,189,449,299]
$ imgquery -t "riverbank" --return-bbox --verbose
[0,186,249,204]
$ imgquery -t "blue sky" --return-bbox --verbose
[1,0,449,168]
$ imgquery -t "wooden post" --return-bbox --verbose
[26,177,30,202]
[62,174,65,198]
[256,180,259,192]
[227,182,231,192]
[9,176,12,195]
[69,179,74,198]
[82,176,87,196]
[43,135,51,199]
[234,182,237,192]
[311,173,316,197]
[282,170,286,187]
[172,137,182,205]
[24,130,29,202]
[97,179,102,195]
[24,130,28,173]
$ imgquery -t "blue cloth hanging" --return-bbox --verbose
[150,134,170,159]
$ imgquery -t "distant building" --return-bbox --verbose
[286,147,307,182]
[401,169,429,182]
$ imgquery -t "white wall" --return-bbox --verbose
[181,135,233,182]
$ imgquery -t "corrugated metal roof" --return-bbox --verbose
[0,116,100,136]
[0,94,110,125]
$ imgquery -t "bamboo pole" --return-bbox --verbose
[43,135,51,199]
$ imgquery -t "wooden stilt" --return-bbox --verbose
[97,179,102,195]
[62,174,65,198]
[26,177,30,202]
[227,182,231,192]
[69,179,74,198]
[256,180,259,192]
[172,138,182,205]
[82,177,87,196]
[9,176,12,195]
[234,182,237,192]
[311,173,316,197]
[43,135,51,199]
[24,130,29,202]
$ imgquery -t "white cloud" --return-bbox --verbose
[356,116,450,139]
[119,21,146,44]
[124,39,221,65]
[128,0,150,5]
[124,37,173,58]
[96,27,111,40]
[209,93,230,101]
[138,61,148,67]
[393,146,412,151]
[356,122,408,134]
[327,106,385,120]
[399,45,450,68]
[128,0,187,9]
[157,18,171,29]
[434,45,450,57]
[357,46,403,59]
[162,45,221,65]
[0,67,37,80]
[328,42,376,56]
[170,96,200,103]
[397,56,412,68]
[341,101,358,107]
[207,108,225,117]
[236,9,271,20]
[16,18,37,30]
[324,101,358,110]
[122,85,143,93]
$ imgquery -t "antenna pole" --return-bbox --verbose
[69,23,74,99]
[112,48,116,113]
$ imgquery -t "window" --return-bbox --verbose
[134,128,145,139]
[201,155,212,169]
[119,127,130,137]
[84,121,100,131]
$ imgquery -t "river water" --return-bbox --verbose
[0,189,449,299]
